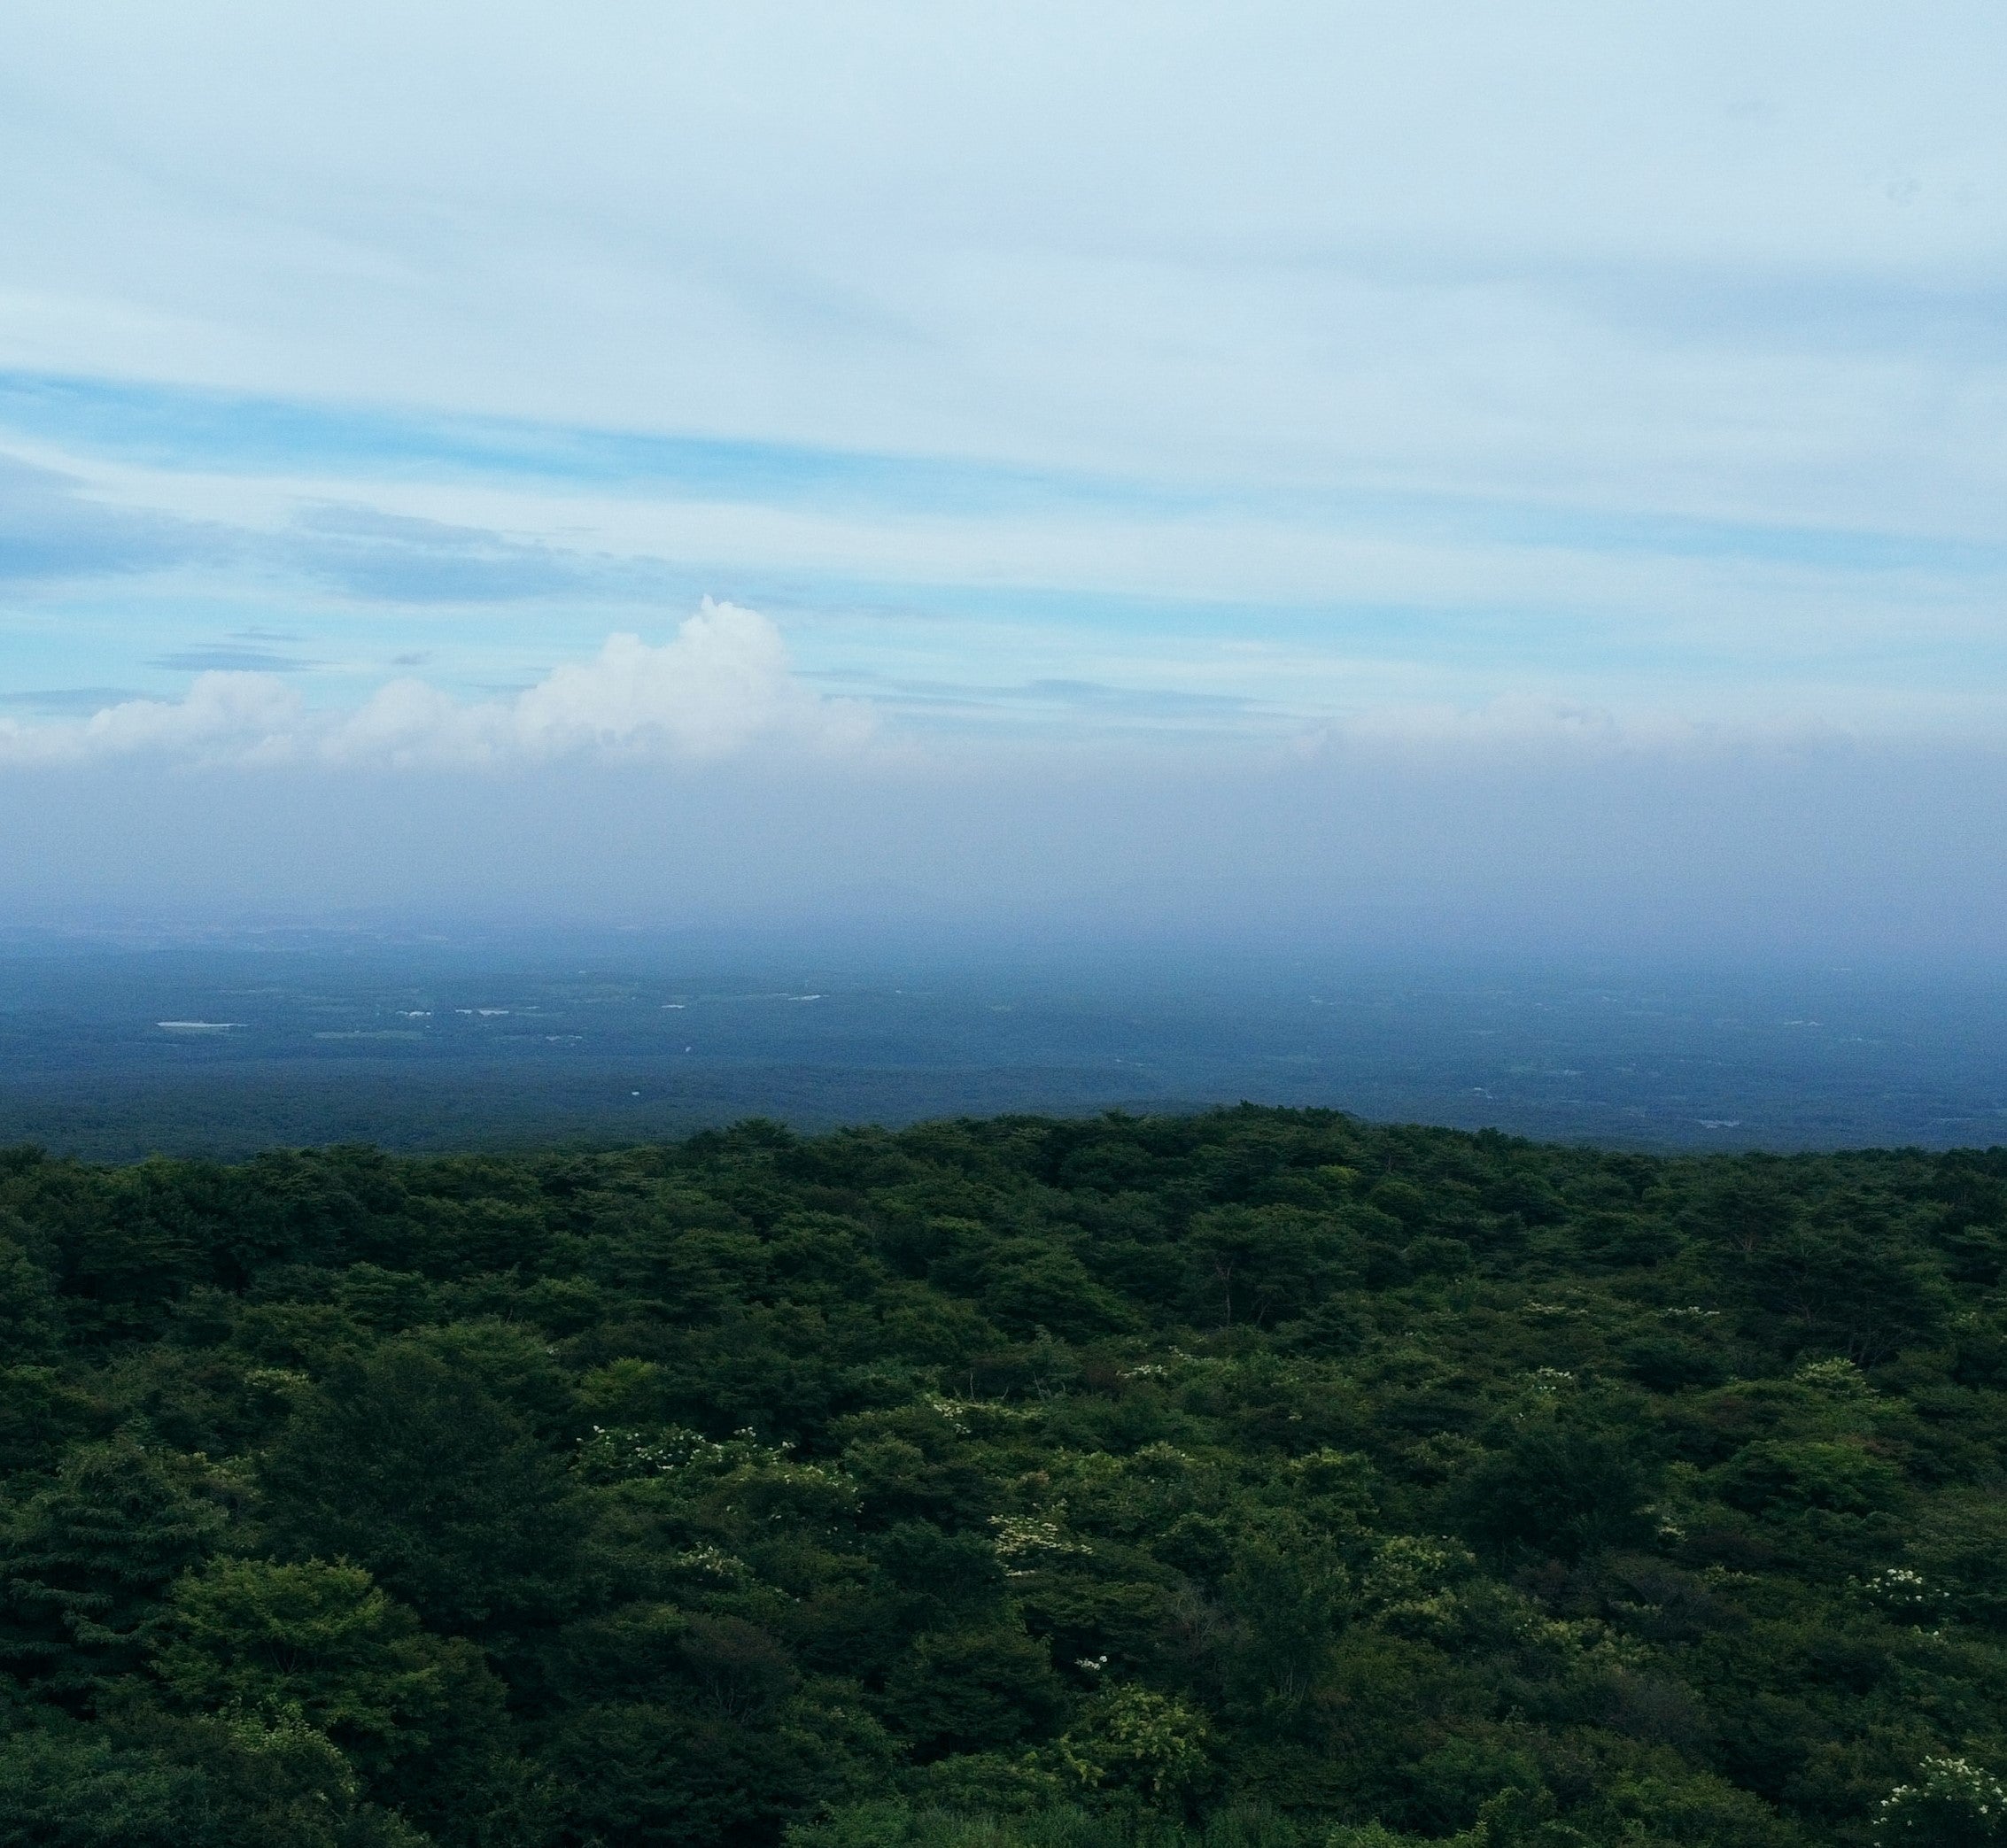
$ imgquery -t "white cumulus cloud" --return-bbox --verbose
[0,600,870,769]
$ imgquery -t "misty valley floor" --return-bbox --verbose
[0,937,2004,1158]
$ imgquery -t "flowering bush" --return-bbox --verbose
[1057,1683,1211,1804]
[1877,1757,2007,1844]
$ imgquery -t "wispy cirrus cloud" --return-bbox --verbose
[147,645,316,673]
[0,452,216,583]
[2,7,2005,785]
[0,686,150,715]
[282,503,666,604]
[0,445,670,607]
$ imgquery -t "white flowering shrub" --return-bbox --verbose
[1858,1566,1943,1620]
[1797,1356,1875,1397]
[573,1422,789,1482]
[1877,1757,2007,1844]
[1057,1682,1211,1802]
[990,1512,1092,1573]
[1359,1534,1478,1619]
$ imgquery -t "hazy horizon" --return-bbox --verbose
[4,6,2005,1091]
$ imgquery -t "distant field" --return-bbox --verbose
[1,932,2003,1157]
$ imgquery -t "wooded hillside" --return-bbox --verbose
[3,1107,2004,1846]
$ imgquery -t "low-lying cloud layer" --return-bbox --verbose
[5,722,2005,968]
[0,600,869,768]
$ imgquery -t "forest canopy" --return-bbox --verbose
[2,1106,2006,1847]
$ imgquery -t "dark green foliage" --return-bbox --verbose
[0,1438,225,1699]
[0,1109,2004,1845]
[885,1627,1065,1756]
[1451,1422,1658,1564]
[0,1709,426,1847]
[257,1341,580,1630]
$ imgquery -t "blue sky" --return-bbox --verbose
[2,3,2005,947]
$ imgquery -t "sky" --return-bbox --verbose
[1,3,2004,956]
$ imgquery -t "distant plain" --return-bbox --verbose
[1,931,2001,1159]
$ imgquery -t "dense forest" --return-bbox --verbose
[3,1106,2006,1846]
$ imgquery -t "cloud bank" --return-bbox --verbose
[0,600,868,769]
[5,725,2005,970]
